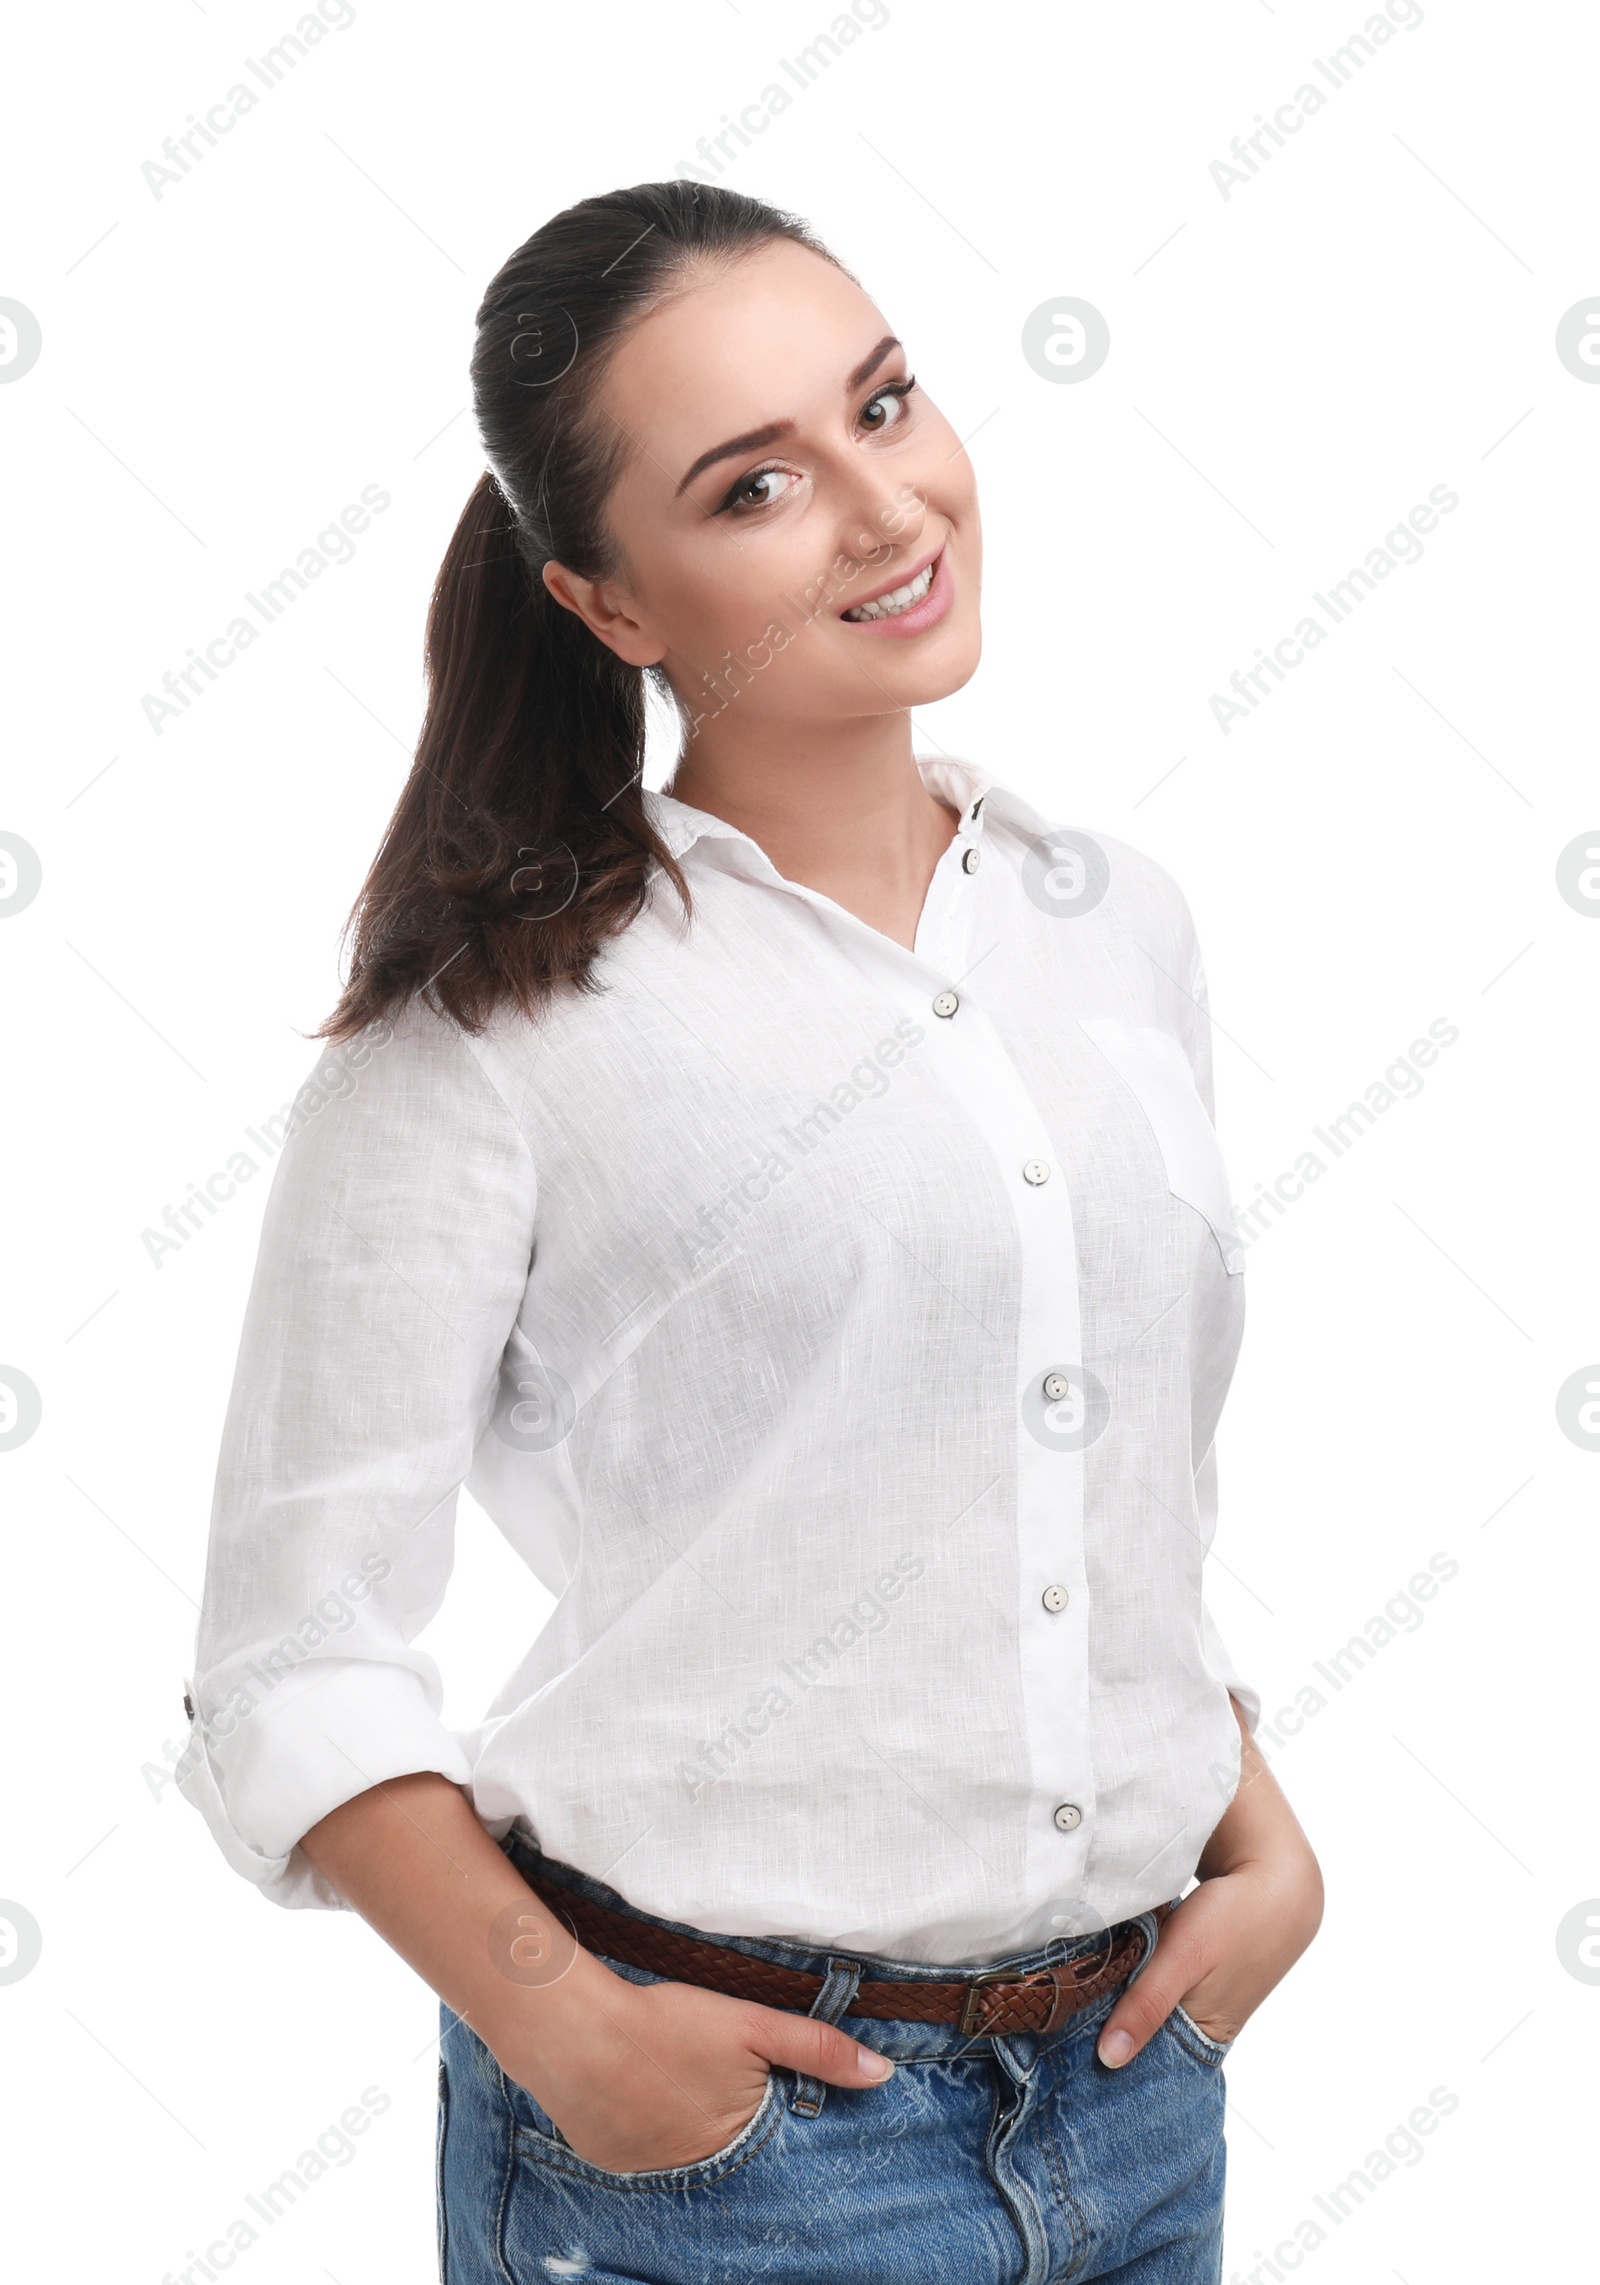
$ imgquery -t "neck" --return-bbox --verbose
[664,712,960,948]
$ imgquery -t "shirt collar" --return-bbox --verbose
[642,755,1053,866]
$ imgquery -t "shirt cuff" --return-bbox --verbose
[176,1659,475,1910]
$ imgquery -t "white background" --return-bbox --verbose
[2,1,1595,2278]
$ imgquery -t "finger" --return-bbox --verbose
[743,2005,895,2088]
[1096,1933,1204,2068]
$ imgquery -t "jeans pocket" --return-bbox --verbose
[509,2064,784,2189]
[1163,2002,1234,2067]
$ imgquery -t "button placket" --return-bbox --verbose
[911,932,1095,1895]
[910,821,973,977]
[721,833,1095,1893]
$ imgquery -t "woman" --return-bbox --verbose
[179,181,1321,2283]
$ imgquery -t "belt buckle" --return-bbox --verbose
[960,1945,1127,2038]
[958,1965,1034,2037]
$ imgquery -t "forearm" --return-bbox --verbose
[299,1772,615,2046]
[1198,1694,1321,1894]
[1098,1694,1322,2065]
[299,1770,893,2174]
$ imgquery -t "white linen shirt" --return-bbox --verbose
[178,755,1257,1965]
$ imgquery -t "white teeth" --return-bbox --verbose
[843,558,936,621]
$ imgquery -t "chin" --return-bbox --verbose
[895,620,983,706]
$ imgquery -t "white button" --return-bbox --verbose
[1023,1159,1050,1185]
[1053,1803,1083,1833]
[1042,1372,1070,1401]
[932,990,960,1019]
[1041,1584,1068,1613]
[962,846,981,874]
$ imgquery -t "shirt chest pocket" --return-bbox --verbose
[1076,1017,1245,1275]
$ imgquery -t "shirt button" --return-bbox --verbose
[932,989,960,1019]
[962,846,981,874]
[1053,1803,1083,1833]
[1042,1371,1070,1401]
[1041,1584,1069,1613]
[1023,1159,1051,1185]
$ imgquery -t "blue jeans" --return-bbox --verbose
[436,1833,1229,2284]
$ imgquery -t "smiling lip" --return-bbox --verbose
[837,545,952,638]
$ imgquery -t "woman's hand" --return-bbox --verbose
[1097,1697,1323,2067]
[493,1970,893,2174]
[297,1772,895,2178]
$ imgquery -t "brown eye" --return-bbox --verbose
[861,378,916,432]
[738,470,786,507]
[718,465,794,515]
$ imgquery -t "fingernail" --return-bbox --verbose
[858,2046,894,2079]
[1098,2028,1134,2068]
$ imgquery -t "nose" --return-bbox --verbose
[839,475,926,575]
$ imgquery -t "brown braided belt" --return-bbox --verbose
[520,1866,1171,2039]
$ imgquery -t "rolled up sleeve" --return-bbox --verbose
[176,1002,536,1908]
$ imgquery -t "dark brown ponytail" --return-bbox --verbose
[316,180,844,1041]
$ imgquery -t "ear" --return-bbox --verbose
[541,561,665,668]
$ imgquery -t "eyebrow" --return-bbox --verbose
[674,335,904,497]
